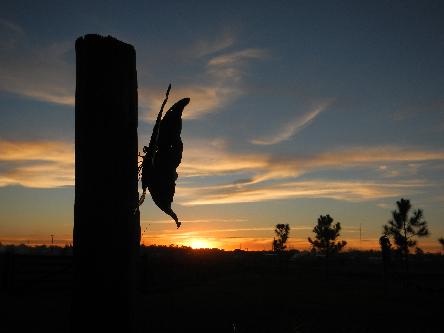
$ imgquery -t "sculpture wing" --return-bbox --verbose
[146,97,190,227]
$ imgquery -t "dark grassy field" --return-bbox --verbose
[1,247,443,332]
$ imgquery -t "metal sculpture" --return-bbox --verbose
[138,84,189,228]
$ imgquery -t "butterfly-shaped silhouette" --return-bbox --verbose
[138,85,190,228]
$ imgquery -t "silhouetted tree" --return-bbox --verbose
[415,247,424,255]
[383,198,429,275]
[308,215,346,278]
[308,215,346,255]
[379,234,391,266]
[439,237,444,251]
[272,224,290,252]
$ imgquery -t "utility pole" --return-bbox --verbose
[72,35,140,332]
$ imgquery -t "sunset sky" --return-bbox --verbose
[1,1,443,251]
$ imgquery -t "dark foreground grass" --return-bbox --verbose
[1,250,443,332]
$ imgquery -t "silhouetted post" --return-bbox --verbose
[72,35,140,332]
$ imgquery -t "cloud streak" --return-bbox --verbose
[251,102,330,145]
[180,142,444,182]
[140,36,267,121]
[0,18,25,49]
[141,218,248,225]
[176,141,444,205]
[179,139,268,177]
[0,140,73,188]
[207,48,268,67]
[190,34,235,58]
[1,138,443,209]
[0,20,74,105]
[0,26,264,120]
[178,179,428,205]
[140,84,240,120]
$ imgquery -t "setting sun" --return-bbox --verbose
[189,239,213,249]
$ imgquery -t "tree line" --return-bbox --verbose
[272,197,443,256]
[271,197,444,281]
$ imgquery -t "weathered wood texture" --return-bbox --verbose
[72,34,140,332]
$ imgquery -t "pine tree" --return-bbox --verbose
[308,215,346,278]
[308,215,346,255]
[438,238,444,251]
[272,224,290,252]
[383,198,429,276]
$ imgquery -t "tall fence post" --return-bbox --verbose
[72,34,140,332]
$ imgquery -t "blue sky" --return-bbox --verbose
[1,0,443,250]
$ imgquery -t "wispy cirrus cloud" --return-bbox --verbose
[2,137,443,209]
[0,140,73,188]
[0,20,74,105]
[0,24,264,118]
[250,102,331,145]
[0,140,73,162]
[176,140,444,205]
[180,141,444,182]
[190,33,235,58]
[141,217,248,225]
[207,48,268,68]
[179,139,268,177]
[146,227,275,238]
[140,84,240,120]
[177,179,428,205]
[0,18,25,49]
[140,36,267,121]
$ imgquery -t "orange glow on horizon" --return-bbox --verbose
[188,239,214,249]
[2,236,443,254]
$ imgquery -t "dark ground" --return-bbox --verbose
[1,247,443,333]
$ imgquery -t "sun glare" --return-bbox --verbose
[189,239,212,249]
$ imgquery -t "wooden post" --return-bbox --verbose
[72,34,140,332]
